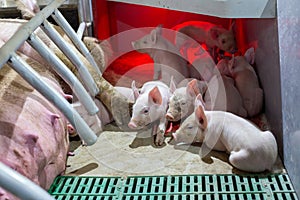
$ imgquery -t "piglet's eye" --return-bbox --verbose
[142,107,150,115]
[143,41,147,44]
[187,124,193,129]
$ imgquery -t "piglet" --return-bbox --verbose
[172,95,278,173]
[166,78,207,122]
[72,86,135,135]
[189,47,217,81]
[128,81,171,146]
[132,25,189,85]
[172,21,237,59]
[228,48,263,117]
[204,74,247,118]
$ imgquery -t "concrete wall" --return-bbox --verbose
[277,0,300,196]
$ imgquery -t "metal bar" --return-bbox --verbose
[41,19,99,96]
[0,0,65,68]
[52,9,101,75]
[77,22,87,39]
[8,53,97,146]
[28,33,99,115]
[77,0,94,36]
[0,162,55,200]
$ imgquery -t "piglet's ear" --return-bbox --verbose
[149,86,162,105]
[156,25,163,35]
[187,79,200,98]
[194,93,205,108]
[210,27,220,40]
[150,29,158,44]
[195,104,207,130]
[169,76,177,94]
[244,47,255,65]
[131,80,139,101]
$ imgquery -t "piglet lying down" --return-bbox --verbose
[171,95,278,173]
[0,64,69,200]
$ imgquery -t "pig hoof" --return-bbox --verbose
[64,94,73,102]
[155,132,165,146]
[67,124,77,137]
[81,141,87,146]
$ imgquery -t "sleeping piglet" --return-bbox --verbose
[204,74,247,118]
[228,47,263,117]
[172,94,278,173]
[172,21,237,59]
[128,81,171,146]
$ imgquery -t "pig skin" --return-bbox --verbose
[0,65,69,200]
[204,74,247,118]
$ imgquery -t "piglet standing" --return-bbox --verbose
[128,81,171,146]
[166,78,207,122]
[228,48,263,117]
[132,26,189,85]
[172,95,278,173]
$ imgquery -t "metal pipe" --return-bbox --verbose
[0,162,55,200]
[77,0,94,36]
[28,33,99,115]
[77,22,87,39]
[52,9,101,75]
[8,53,97,146]
[41,20,99,96]
[0,0,65,68]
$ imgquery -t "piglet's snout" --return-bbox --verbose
[166,113,175,121]
[128,121,137,129]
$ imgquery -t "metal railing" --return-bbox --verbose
[0,1,102,199]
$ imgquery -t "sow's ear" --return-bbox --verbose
[149,86,162,105]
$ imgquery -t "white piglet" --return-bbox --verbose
[132,25,189,85]
[204,74,247,118]
[228,47,263,117]
[128,81,171,146]
[172,95,278,173]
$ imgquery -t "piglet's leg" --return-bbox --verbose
[229,149,251,171]
[154,118,167,146]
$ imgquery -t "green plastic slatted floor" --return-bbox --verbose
[49,174,298,200]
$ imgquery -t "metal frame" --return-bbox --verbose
[0,1,102,198]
